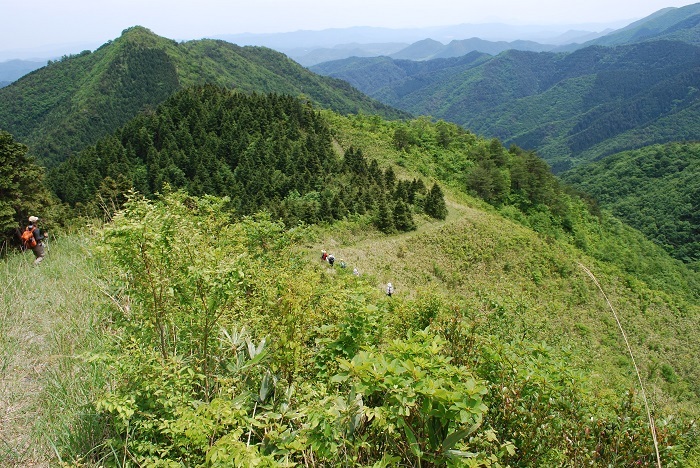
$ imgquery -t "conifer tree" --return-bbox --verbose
[0,131,54,239]
[384,166,396,192]
[393,199,416,231]
[425,182,448,220]
[374,194,395,233]
[409,178,426,204]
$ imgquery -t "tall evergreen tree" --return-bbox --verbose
[374,194,395,234]
[393,199,416,231]
[425,182,448,220]
[0,131,55,244]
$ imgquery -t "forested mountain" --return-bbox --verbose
[312,40,700,171]
[310,52,490,100]
[562,142,700,268]
[563,2,700,49]
[48,85,442,232]
[0,26,408,167]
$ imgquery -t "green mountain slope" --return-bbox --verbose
[313,40,700,171]
[561,142,700,267]
[569,2,700,49]
[3,89,700,465]
[310,51,490,101]
[0,26,408,167]
[48,85,433,234]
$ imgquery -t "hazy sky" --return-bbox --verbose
[2,0,697,55]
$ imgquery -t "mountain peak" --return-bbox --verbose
[116,26,171,48]
[119,25,157,39]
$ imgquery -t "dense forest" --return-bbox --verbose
[562,142,700,269]
[48,86,445,233]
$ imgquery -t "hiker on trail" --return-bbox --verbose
[339,259,346,268]
[386,282,394,297]
[327,253,335,266]
[22,215,46,265]
[321,250,328,261]
[353,267,359,276]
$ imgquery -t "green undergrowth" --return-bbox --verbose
[17,190,693,466]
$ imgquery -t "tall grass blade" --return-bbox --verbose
[578,263,662,468]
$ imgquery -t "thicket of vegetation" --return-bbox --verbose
[57,191,695,466]
[562,142,700,269]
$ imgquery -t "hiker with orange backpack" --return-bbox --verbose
[21,215,46,265]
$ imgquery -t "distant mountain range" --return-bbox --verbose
[215,24,616,67]
[0,24,613,80]
[213,4,700,66]
[0,59,46,88]
[310,3,700,171]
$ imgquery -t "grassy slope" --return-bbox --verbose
[0,235,109,466]
[310,188,700,416]
[315,113,700,418]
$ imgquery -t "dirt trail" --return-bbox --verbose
[0,250,54,466]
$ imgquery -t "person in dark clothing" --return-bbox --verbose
[327,253,335,266]
[25,215,46,265]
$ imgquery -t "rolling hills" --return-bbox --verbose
[312,39,700,172]
[0,26,408,167]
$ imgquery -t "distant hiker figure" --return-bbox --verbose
[339,259,346,268]
[353,267,359,276]
[327,254,335,266]
[386,282,394,297]
[23,215,46,265]
[321,250,328,261]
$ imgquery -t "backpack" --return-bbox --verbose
[21,226,37,249]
